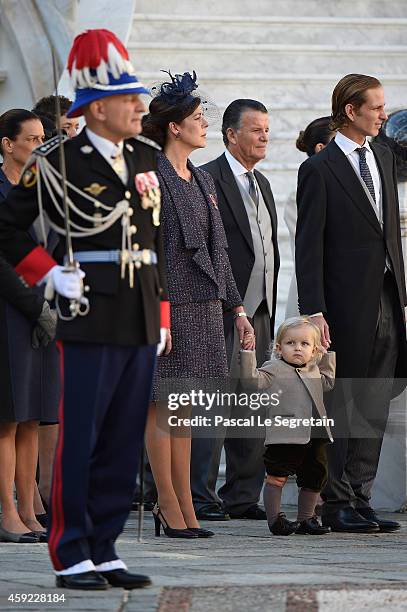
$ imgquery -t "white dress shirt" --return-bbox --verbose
[224,149,259,204]
[86,128,128,183]
[335,131,382,217]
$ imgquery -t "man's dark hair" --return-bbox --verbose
[32,95,72,123]
[296,116,334,158]
[222,99,268,147]
[0,108,39,155]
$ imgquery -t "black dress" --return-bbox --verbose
[0,168,60,423]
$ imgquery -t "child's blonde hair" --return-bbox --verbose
[273,316,323,361]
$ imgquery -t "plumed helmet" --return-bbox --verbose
[66,29,149,118]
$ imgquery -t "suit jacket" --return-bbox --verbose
[157,153,242,309]
[240,350,336,444]
[295,139,407,379]
[0,130,168,346]
[201,153,280,336]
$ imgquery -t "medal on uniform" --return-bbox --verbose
[135,171,161,226]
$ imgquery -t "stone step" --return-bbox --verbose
[130,42,407,75]
[134,0,407,18]
[132,14,407,45]
[138,72,407,109]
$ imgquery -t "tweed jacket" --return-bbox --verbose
[157,153,242,309]
[240,350,336,445]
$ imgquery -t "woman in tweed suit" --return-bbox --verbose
[143,72,254,537]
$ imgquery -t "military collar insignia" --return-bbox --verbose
[84,183,108,197]
[125,143,134,152]
[80,145,94,154]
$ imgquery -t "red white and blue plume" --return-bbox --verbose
[66,29,149,118]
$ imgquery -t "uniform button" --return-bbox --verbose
[127,207,134,216]
[125,190,131,199]
[130,225,137,234]
[132,242,140,250]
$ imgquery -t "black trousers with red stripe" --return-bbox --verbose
[48,342,156,571]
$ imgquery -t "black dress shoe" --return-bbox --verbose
[56,571,110,590]
[296,516,331,535]
[321,507,379,533]
[100,569,151,589]
[356,507,401,532]
[0,526,39,543]
[186,527,215,537]
[152,505,198,538]
[229,505,267,520]
[35,513,48,528]
[33,531,48,543]
[195,504,230,521]
[268,513,299,535]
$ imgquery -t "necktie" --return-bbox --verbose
[357,147,376,204]
[110,148,127,183]
[246,171,259,208]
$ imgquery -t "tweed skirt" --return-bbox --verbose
[152,300,228,400]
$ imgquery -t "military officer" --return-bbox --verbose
[0,29,169,590]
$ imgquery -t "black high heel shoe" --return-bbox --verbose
[152,505,198,538]
[186,527,214,538]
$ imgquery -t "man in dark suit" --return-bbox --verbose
[0,30,169,589]
[191,99,280,520]
[296,73,407,533]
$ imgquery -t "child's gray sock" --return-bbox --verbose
[263,482,283,525]
[297,488,319,522]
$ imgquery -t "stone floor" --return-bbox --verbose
[0,509,406,611]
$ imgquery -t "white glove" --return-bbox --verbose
[157,327,169,356]
[43,265,85,300]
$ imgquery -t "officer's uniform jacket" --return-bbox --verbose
[0,130,169,346]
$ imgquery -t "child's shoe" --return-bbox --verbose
[268,513,299,536]
[296,515,331,535]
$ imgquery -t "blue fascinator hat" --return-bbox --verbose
[149,70,220,125]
